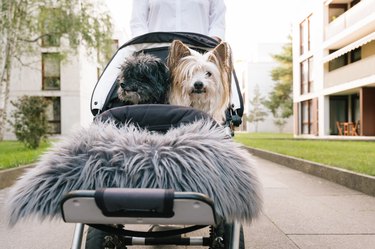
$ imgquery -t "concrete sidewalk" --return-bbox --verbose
[246,156,375,249]
[1,156,375,248]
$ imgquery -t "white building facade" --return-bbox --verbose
[293,0,375,137]
[4,6,128,140]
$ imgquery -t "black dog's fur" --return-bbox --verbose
[117,53,170,105]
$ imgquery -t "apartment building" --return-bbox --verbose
[4,10,127,140]
[293,0,375,137]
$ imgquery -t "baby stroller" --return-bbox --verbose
[5,32,261,249]
[61,105,246,249]
[90,32,244,131]
[60,32,252,249]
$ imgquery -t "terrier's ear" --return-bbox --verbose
[167,40,191,71]
[208,42,233,84]
[208,42,232,71]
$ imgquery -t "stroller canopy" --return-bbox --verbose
[90,32,243,118]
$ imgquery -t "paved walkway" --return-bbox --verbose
[1,156,375,248]
[247,157,375,249]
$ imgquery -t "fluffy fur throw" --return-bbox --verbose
[6,120,262,226]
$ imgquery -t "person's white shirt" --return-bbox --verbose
[130,0,226,40]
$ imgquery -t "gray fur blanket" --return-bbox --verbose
[6,120,262,226]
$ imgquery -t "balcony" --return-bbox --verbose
[325,0,375,49]
[324,54,375,88]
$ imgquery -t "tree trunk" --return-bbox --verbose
[0,43,12,141]
[0,0,18,141]
[0,15,15,141]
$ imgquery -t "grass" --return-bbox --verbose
[1,134,375,177]
[234,132,375,176]
[0,140,51,170]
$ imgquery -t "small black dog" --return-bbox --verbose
[117,53,170,105]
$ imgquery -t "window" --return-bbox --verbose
[350,0,361,8]
[308,57,314,92]
[328,48,361,71]
[45,97,61,134]
[97,67,101,80]
[42,53,61,90]
[96,39,119,79]
[300,20,306,55]
[41,33,60,47]
[329,96,348,135]
[350,47,361,63]
[112,39,119,55]
[300,60,308,94]
[301,100,313,134]
[328,51,348,71]
[300,57,314,94]
[299,16,311,55]
[329,4,347,22]
[351,94,360,123]
[40,8,61,47]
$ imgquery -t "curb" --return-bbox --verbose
[245,147,375,197]
[0,164,34,189]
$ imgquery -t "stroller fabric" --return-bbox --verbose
[96,104,218,132]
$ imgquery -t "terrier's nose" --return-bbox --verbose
[194,81,204,90]
[120,83,127,89]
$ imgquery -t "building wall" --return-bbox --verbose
[60,51,82,134]
[324,54,375,88]
[362,40,375,58]
[5,44,93,140]
[6,51,48,140]
[246,43,293,133]
[361,87,375,136]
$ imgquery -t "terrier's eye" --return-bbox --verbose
[205,71,212,77]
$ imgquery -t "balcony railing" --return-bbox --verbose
[324,54,375,88]
[325,0,375,41]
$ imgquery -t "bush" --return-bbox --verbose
[9,96,50,149]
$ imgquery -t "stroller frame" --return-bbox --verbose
[62,188,242,248]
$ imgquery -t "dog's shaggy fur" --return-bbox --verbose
[168,40,233,123]
[6,120,262,226]
[117,53,170,104]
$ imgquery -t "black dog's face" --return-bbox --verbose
[117,54,170,105]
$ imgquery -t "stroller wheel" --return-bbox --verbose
[210,223,244,249]
[223,223,244,249]
[85,227,115,249]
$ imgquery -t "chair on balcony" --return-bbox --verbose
[352,120,360,136]
[343,122,350,136]
[336,121,343,135]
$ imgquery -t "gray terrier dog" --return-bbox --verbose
[117,53,170,105]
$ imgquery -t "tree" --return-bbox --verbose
[9,96,50,149]
[273,110,288,133]
[0,0,114,140]
[247,84,268,132]
[264,35,293,131]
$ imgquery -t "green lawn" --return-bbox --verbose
[234,133,375,176]
[0,141,51,170]
[1,134,375,177]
